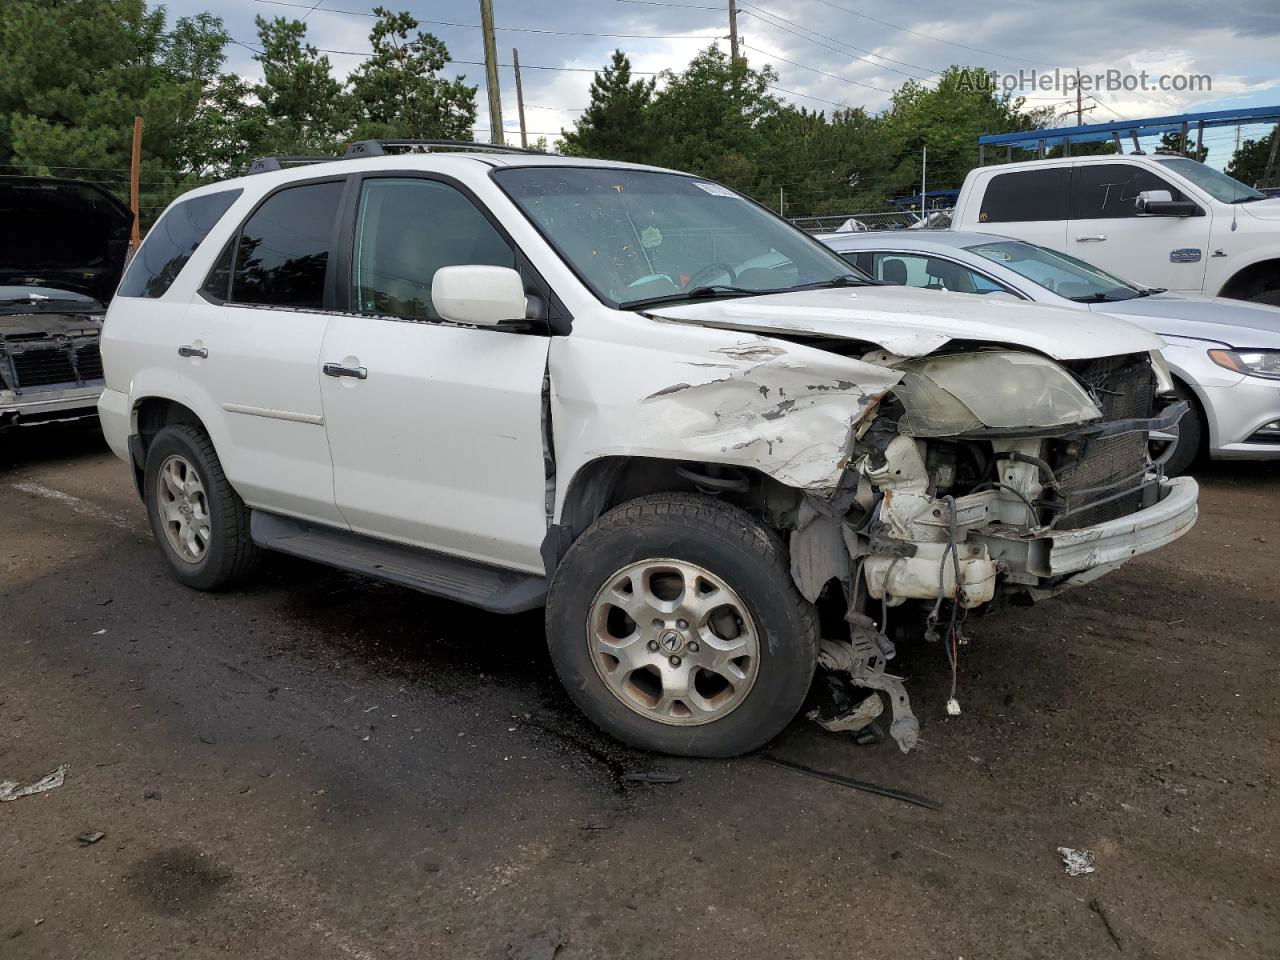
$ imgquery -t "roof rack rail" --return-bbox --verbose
[246,156,337,175]
[343,139,540,159]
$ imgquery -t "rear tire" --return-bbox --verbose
[1248,288,1280,308]
[545,493,818,757]
[143,424,260,590]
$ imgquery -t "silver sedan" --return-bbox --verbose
[820,229,1280,474]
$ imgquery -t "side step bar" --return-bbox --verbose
[250,511,547,614]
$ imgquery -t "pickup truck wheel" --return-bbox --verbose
[545,493,818,757]
[1249,288,1280,307]
[143,424,259,590]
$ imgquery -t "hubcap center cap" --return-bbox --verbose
[658,630,685,655]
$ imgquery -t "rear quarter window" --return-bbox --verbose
[117,189,242,298]
[978,168,1070,223]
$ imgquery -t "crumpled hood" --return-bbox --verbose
[0,177,132,303]
[1242,197,1280,222]
[1094,292,1280,349]
[647,285,1163,360]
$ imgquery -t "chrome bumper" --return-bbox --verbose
[1,384,103,422]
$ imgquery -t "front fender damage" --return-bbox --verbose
[640,337,902,492]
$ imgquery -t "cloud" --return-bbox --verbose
[164,0,1280,161]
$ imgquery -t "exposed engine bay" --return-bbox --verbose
[782,344,1197,752]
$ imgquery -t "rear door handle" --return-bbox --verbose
[322,363,367,380]
[1076,234,1107,242]
[177,345,208,358]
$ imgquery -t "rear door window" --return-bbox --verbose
[978,169,1071,223]
[117,189,242,298]
[230,181,344,309]
[1070,163,1189,219]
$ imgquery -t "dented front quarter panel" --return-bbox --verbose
[547,311,902,517]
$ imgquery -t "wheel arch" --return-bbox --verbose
[128,397,210,498]
[1170,373,1210,458]
[541,455,800,578]
[1218,257,1280,301]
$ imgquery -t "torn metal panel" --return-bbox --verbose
[638,337,900,492]
[548,327,901,517]
[789,515,849,603]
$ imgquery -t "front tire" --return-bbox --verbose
[143,424,259,590]
[1158,384,1204,477]
[545,493,818,757]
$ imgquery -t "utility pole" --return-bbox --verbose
[1075,69,1083,126]
[129,116,144,250]
[1263,124,1280,188]
[512,47,528,149]
[728,0,740,63]
[920,145,927,221]
[478,0,504,145]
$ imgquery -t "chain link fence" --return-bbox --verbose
[788,209,954,234]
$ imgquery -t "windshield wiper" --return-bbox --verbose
[1068,292,1129,303]
[1133,287,1167,297]
[619,285,769,310]
[789,274,874,290]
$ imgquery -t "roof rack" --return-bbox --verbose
[246,156,336,175]
[343,139,540,159]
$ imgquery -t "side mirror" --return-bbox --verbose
[431,265,527,327]
[1136,190,1199,217]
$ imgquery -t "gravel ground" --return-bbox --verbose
[1,424,1277,960]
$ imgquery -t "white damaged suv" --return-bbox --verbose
[100,142,1198,757]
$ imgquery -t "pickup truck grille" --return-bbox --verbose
[2,341,103,390]
[1051,354,1157,530]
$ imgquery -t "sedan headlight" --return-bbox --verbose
[1208,349,1280,380]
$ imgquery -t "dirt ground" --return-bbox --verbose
[1,423,1277,960]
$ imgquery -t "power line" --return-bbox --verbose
[738,2,940,82]
[743,42,894,93]
[803,0,1046,67]
[237,38,664,74]
[254,0,721,40]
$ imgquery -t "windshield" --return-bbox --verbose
[0,284,102,311]
[1152,157,1266,203]
[966,240,1143,302]
[492,167,865,308]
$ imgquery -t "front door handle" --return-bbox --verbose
[1076,234,1107,242]
[323,363,368,380]
[177,344,208,358]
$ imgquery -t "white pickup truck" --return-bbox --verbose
[951,155,1280,305]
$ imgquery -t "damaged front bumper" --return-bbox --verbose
[974,475,1197,583]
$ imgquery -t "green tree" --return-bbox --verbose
[646,46,782,191]
[1157,131,1209,162]
[560,50,655,162]
[0,0,247,219]
[1226,130,1279,187]
[876,66,1051,202]
[252,15,349,155]
[347,8,477,141]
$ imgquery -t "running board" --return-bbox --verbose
[249,512,547,614]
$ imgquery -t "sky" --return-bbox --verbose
[171,0,1280,168]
